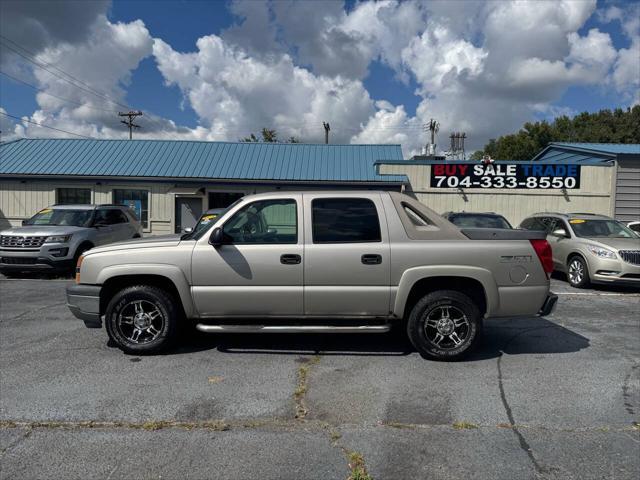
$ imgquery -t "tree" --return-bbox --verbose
[471,106,640,160]
[240,128,299,143]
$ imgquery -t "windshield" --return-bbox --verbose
[450,215,512,229]
[193,212,222,234]
[24,208,93,227]
[569,219,637,239]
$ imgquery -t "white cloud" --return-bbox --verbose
[351,101,422,152]
[401,24,487,93]
[598,3,640,99]
[0,0,110,67]
[153,34,375,143]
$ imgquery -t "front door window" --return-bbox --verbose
[222,199,297,244]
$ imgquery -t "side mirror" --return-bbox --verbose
[209,227,224,247]
[183,227,193,234]
[552,228,568,238]
[21,220,28,226]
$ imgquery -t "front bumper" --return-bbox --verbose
[538,292,558,317]
[586,255,640,286]
[66,284,102,328]
[0,246,74,272]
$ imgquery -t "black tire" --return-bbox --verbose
[407,290,481,361]
[567,255,590,288]
[105,285,180,354]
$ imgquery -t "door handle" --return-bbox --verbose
[361,254,382,265]
[280,254,301,265]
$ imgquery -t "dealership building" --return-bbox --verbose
[0,138,638,234]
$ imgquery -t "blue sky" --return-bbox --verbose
[1,0,638,153]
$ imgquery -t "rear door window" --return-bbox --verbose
[311,198,381,243]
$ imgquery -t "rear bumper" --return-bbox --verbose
[538,292,558,317]
[66,284,102,328]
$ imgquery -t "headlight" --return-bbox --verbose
[587,245,616,259]
[44,235,71,243]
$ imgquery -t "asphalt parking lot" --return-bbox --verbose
[1,275,638,480]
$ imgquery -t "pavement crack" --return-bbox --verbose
[0,302,66,323]
[294,354,322,420]
[497,353,545,474]
[496,326,559,476]
[0,427,32,457]
[622,363,639,416]
[324,425,374,480]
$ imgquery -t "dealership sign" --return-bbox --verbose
[430,163,581,189]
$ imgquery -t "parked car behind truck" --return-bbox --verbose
[67,191,557,360]
[519,212,640,288]
[0,204,142,275]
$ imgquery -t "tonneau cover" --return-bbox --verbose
[460,228,546,240]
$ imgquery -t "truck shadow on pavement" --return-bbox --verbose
[169,316,590,361]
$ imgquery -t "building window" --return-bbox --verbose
[113,189,149,228]
[56,188,91,205]
[312,198,381,243]
[209,192,244,209]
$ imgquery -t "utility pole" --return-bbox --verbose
[118,111,143,139]
[323,122,330,144]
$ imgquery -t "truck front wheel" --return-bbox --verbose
[407,290,481,361]
[105,285,179,354]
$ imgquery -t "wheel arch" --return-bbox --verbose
[395,266,496,320]
[97,266,194,318]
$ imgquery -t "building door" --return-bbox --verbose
[175,197,203,233]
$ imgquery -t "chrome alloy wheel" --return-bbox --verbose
[568,259,584,285]
[117,300,165,344]
[423,305,470,350]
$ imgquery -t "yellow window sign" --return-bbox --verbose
[569,219,585,224]
[39,208,53,214]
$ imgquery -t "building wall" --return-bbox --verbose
[379,163,614,225]
[0,179,400,235]
[614,159,640,222]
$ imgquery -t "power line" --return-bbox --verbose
[0,35,132,111]
[0,111,94,139]
[0,71,120,113]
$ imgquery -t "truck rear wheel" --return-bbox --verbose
[105,285,179,354]
[407,290,481,361]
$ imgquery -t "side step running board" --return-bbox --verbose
[195,324,391,334]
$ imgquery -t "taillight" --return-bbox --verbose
[530,239,553,278]
[75,254,84,284]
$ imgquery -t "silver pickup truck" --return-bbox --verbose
[67,191,557,360]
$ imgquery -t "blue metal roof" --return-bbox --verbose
[549,142,640,155]
[532,142,640,164]
[0,139,407,184]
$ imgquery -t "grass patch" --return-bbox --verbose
[347,452,373,480]
[294,355,321,419]
[453,421,479,430]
